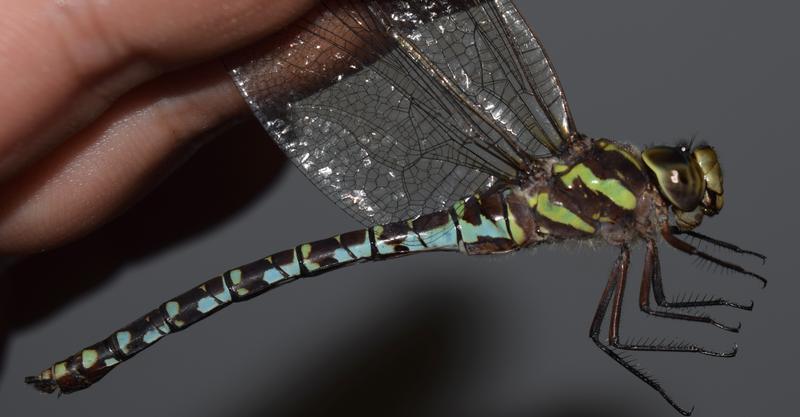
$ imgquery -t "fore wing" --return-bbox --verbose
[229,0,576,226]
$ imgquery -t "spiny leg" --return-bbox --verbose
[661,225,767,288]
[590,245,693,416]
[658,229,756,309]
[639,240,747,332]
[670,226,766,264]
[607,245,736,357]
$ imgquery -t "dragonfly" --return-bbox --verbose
[26,0,766,414]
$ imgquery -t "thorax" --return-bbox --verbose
[505,138,663,246]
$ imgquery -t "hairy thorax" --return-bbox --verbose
[508,137,666,248]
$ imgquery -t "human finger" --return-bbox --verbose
[0,0,316,181]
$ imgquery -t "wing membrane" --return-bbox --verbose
[229,0,575,225]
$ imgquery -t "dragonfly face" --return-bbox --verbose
[642,144,724,230]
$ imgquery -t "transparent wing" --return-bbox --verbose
[229,0,576,225]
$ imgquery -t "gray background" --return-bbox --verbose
[1,1,797,416]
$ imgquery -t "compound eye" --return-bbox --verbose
[642,146,705,211]
[692,146,723,195]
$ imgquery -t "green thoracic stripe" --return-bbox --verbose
[597,139,643,170]
[535,192,596,233]
[505,200,528,245]
[559,163,637,210]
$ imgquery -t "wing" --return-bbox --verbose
[229,0,576,226]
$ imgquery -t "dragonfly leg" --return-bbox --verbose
[670,226,766,264]
[661,225,767,288]
[608,243,736,357]
[639,240,746,332]
[589,245,694,416]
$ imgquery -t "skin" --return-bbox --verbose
[0,0,320,254]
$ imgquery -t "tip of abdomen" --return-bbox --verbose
[25,354,114,394]
[25,372,59,394]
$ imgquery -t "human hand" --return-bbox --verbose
[0,0,317,254]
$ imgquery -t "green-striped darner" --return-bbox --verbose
[26,1,766,414]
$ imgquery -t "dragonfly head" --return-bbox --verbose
[642,144,724,230]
